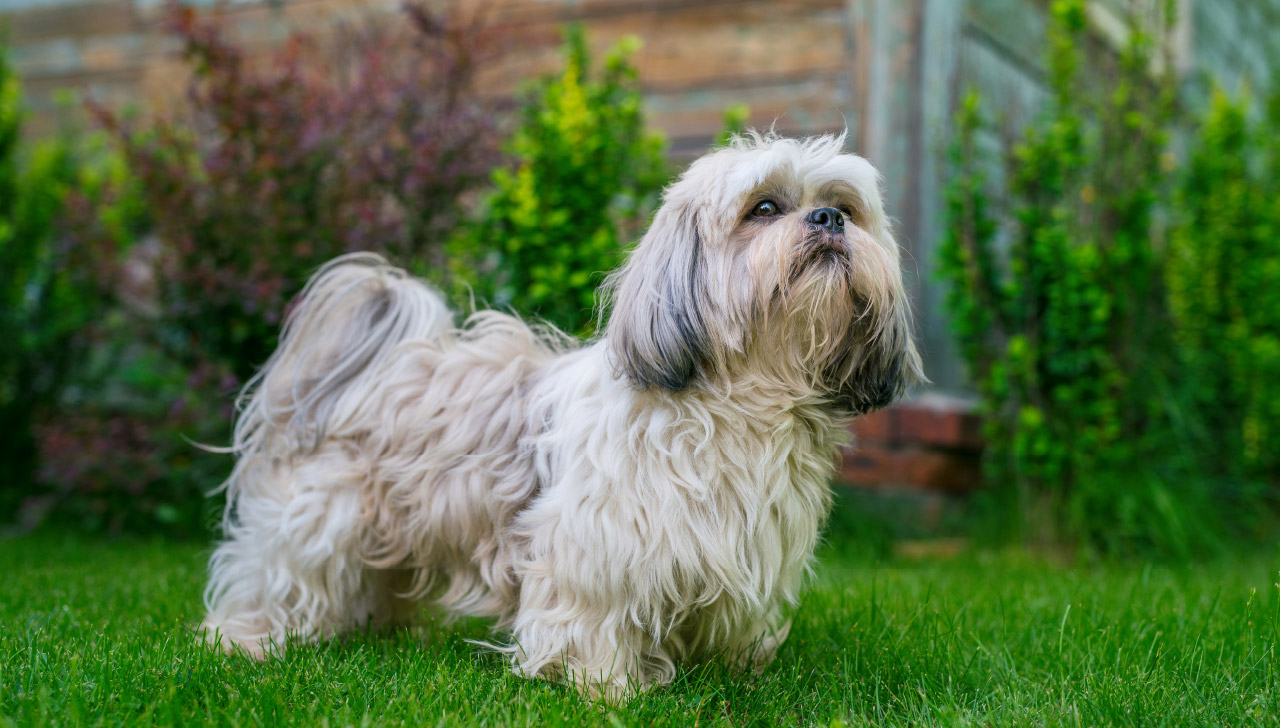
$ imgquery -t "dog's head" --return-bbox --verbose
[603,132,924,414]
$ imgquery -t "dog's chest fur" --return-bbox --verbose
[509,344,844,646]
[363,334,845,656]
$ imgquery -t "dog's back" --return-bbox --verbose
[204,255,562,652]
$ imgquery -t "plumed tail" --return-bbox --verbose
[225,253,452,477]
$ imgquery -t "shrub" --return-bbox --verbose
[95,2,501,384]
[13,2,503,535]
[1167,90,1280,481]
[32,347,226,535]
[937,0,1223,554]
[0,43,46,521]
[0,46,143,525]
[450,25,668,335]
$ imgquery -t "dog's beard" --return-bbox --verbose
[779,259,857,362]
[728,229,862,395]
[790,230,852,278]
[729,218,909,412]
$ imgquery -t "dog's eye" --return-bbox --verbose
[751,200,781,217]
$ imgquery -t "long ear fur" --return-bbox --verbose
[833,303,926,415]
[830,196,927,414]
[602,206,709,391]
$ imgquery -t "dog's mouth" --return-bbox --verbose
[790,233,851,278]
[808,242,844,263]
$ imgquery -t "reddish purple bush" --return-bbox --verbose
[27,2,505,535]
[95,1,502,380]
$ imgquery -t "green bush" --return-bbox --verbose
[0,43,42,520]
[450,26,668,335]
[1168,89,1280,480]
[0,48,143,524]
[938,0,1230,555]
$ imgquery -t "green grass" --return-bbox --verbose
[2,524,1278,727]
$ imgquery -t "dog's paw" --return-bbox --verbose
[199,621,274,660]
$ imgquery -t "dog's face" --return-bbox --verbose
[605,133,924,414]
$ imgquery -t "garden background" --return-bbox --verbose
[2,0,1280,724]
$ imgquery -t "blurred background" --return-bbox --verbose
[1,0,1277,558]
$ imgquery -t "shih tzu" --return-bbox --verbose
[203,132,924,699]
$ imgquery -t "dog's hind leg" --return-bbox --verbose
[203,443,387,656]
[203,254,449,655]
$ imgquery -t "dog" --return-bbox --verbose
[202,132,924,700]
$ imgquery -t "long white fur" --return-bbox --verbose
[203,132,924,700]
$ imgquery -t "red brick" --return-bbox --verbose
[901,448,982,493]
[839,442,981,494]
[839,441,902,486]
[850,407,897,444]
[848,395,984,453]
[896,394,983,450]
[896,406,984,451]
[852,394,984,452]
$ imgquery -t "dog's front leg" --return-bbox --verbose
[507,569,661,702]
[724,609,792,674]
[504,487,679,703]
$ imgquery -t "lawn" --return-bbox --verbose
[2,515,1278,727]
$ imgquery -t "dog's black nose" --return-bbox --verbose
[806,207,844,234]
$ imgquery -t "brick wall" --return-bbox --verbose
[840,394,983,494]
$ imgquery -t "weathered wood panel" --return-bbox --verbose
[913,0,966,391]
[6,0,858,146]
[8,0,139,43]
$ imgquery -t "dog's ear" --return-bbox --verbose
[846,334,924,414]
[836,179,926,414]
[603,205,710,391]
[834,303,926,415]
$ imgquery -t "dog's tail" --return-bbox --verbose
[225,253,452,466]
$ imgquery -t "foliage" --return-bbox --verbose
[96,2,501,385]
[24,3,504,535]
[4,531,1279,725]
[1167,89,1280,481]
[0,37,32,520]
[937,0,1227,555]
[0,43,143,526]
[450,25,668,335]
[715,103,751,147]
